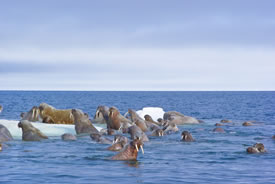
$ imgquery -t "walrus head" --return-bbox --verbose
[131,138,144,154]
[181,131,194,141]
[109,107,120,119]
[144,115,153,122]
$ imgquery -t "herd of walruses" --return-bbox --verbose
[0,103,273,159]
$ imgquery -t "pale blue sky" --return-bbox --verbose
[0,0,275,90]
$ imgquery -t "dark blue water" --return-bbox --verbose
[0,91,275,183]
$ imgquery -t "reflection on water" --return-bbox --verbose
[123,161,141,168]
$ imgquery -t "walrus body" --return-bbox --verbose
[107,107,132,130]
[72,109,99,135]
[18,120,48,141]
[22,103,74,124]
[39,103,74,124]
[0,124,13,142]
[111,139,144,161]
[128,109,148,132]
[213,127,225,133]
[163,111,199,125]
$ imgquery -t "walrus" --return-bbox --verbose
[215,123,223,126]
[107,135,128,151]
[0,124,13,142]
[111,138,144,161]
[107,107,132,130]
[213,127,225,133]
[21,106,41,122]
[220,119,232,123]
[90,133,113,144]
[39,103,74,124]
[0,105,3,113]
[144,115,161,126]
[0,143,2,151]
[72,109,99,135]
[61,133,77,141]
[247,143,266,153]
[181,131,194,142]
[128,125,149,142]
[163,111,200,125]
[18,120,48,141]
[93,106,109,124]
[243,121,253,126]
[163,123,179,134]
[151,129,164,137]
[127,109,148,132]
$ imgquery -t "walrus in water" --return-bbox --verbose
[243,121,253,126]
[111,138,144,161]
[107,107,132,130]
[128,125,149,142]
[93,106,109,124]
[0,105,3,113]
[0,124,13,142]
[127,109,148,132]
[107,135,128,151]
[61,133,77,141]
[144,115,161,126]
[181,131,194,142]
[151,129,164,136]
[247,143,266,153]
[18,120,48,141]
[72,109,99,135]
[163,123,179,134]
[213,127,225,133]
[90,133,113,144]
[220,119,232,123]
[163,111,200,125]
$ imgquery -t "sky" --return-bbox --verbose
[0,0,275,91]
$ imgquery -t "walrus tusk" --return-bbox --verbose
[135,144,139,152]
[181,135,183,139]
[140,145,144,154]
[32,109,35,119]
[124,112,128,117]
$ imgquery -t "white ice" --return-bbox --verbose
[0,119,102,139]
[136,107,165,121]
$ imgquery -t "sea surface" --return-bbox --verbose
[0,91,275,184]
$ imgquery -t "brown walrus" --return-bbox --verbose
[247,143,266,153]
[0,105,3,113]
[163,123,179,134]
[144,115,161,126]
[181,131,194,142]
[22,103,74,124]
[39,103,74,124]
[111,138,144,161]
[107,107,132,130]
[18,120,48,141]
[72,109,99,135]
[127,109,148,132]
[0,143,2,151]
[61,133,77,141]
[107,135,128,151]
[220,119,232,123]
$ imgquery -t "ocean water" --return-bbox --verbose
[0,91,275,184]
